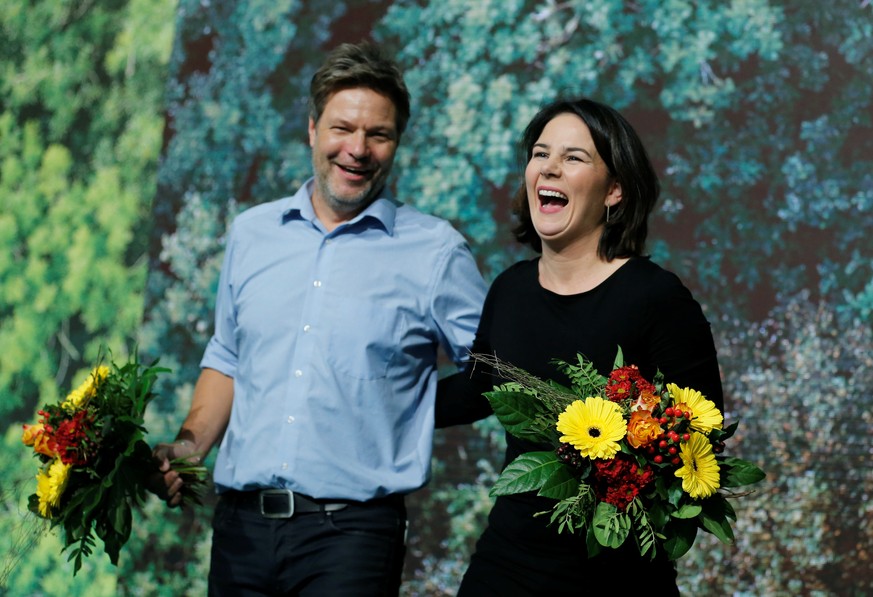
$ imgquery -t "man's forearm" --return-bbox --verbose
[177,367,234,455]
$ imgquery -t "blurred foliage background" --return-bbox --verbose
[1,0,870,595]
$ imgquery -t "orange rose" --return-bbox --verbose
[21,423,43,446]
[626,410,663,449]
[22,423,56,457]
[630,389,660,413]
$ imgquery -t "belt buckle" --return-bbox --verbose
[259,489,295,519]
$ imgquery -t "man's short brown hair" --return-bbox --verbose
[309,41,411,136]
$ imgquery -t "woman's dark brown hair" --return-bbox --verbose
[512,97,660,260]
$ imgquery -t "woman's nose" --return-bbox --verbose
[540,157,560,177]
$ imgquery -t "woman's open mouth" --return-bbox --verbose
[538,188,568,213]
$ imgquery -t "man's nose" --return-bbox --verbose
[346,131,369,160]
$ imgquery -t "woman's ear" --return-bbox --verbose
[606,180,622,208]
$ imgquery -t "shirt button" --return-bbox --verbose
[303,324,311,332]
[287,416,295,424]
[294,370,302,377]
[313,280,322,287]
[281,463,288,470]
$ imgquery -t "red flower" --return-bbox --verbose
[605,379,633,402]
[53,411,95,466]
[592,454,656,511]
[605,365,655,403]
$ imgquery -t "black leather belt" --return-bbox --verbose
[222,489,347,518]
[222,489,403,519]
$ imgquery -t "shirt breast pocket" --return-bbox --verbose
[326,296,407,380]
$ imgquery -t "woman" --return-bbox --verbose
[436,97,724,595]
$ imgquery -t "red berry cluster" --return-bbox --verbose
[556,442,587,470]
[644,407,692,467]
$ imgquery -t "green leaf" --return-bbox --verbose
[485,390,548,441]
[666,478,686,508]
[537,464,579,500]
[592,501,631,549]
[552,355,606,399]
[108,502,132,565]
[646,499,671,530]
[628,498,659,560]
[699,496,736,544]
[672,503,703,519]
[709,420,739,442]
[662,518,698,560]
[586,527,603,558]
[612,346,624,369]
[719,457,766,487]
[700,513,735,544]
[490,452,564,497]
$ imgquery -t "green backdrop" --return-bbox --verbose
[2,0,871,595]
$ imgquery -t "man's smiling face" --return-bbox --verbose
[309,87,399,226]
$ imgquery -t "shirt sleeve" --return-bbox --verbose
[434,271,501,428]
[429,239,487,367]
[200,223,239,377]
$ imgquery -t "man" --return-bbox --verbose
[152,41,485,596]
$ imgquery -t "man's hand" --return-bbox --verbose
[150,440,201,508]
[148,368,232,507]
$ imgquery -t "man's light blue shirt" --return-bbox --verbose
[201,179,486,500]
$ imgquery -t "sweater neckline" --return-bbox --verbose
[532,256,639,299]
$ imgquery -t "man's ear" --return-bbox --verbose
[308,117,316,148]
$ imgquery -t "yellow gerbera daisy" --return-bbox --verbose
[36,458,72,518]
[61,365,110,412]
[556,396,626,460]
[61,388,86,412]
[674,432,721,499]
[667,383,723,433]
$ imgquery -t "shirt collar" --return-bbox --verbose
[281,178,398,235]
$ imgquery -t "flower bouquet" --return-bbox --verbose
[20,351,207,574]
[476,348,765,560]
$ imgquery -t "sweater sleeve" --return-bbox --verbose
[643,272,724,412]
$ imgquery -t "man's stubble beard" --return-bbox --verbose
[312,159,390,217]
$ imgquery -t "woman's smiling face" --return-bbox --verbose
[524,112,621,252]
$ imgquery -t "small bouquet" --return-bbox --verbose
[477,348,765,560]
[20,351,207,574]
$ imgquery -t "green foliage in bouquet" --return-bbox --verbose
[20,352,206,574]
[477,348,765,561]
